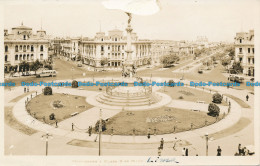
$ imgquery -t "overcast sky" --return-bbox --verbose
[3,0,259,42]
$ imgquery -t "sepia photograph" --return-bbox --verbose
[0,0,259,165]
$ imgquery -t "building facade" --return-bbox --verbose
[234,30,254,76]
[78,29,152,68]
[4,23,49,72]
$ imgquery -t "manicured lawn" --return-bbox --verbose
[208,117,251,140]
[102,107,222,135]
[160,86,228,106]
[224,94,251,108]
[5,106,38,135]
[26,93,93,124]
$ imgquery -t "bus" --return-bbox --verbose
[37,70,57,77]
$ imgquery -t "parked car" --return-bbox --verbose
[13,72,20,77]
[77,63,82,67]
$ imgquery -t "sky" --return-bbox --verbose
[3,0,259,42]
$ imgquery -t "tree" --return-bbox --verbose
[208,103,220,117]
[232,61,243,74]
[72,80,78,88]
[44,87,52,95]
[20,61,29,72]
[160,54,180,67]
[194,49,202,58]
[100,58,108,69]
[30,59,42,74]
[221,57,231,69]
[168,80,175,87]
[212,93,223,104]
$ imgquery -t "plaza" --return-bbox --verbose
[2,1,258,166]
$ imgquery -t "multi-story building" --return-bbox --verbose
[78,29,152,68]
[4,23,49,72]
[151,40,179,64]
[234,30,254,76]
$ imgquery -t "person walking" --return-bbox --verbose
[182,148,186,156]
[238,144,242,155]
[172,137,178,151]
[24,87,26,93]
[160,138,164,150]
[88,126,92,136]
[158,147,161,156]
[246,94,249,101]
[147,128,151,139]
[217,146,222,156]
[185,148,189,156]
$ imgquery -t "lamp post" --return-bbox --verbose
[41,132,52,156]
[71,67,74,80]
[205,132,209,156]
[99,109,102,156]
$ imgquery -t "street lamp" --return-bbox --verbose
[41,132,53,156]
[99,109,102,156]
[205,132,209,156]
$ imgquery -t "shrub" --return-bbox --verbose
[49,113,55,120]
[95,119,106,132]
[208,103,220,117]
[212,93,223,104]
[53,100,63,108]
[72,80,78,88]
[44,87,52,95]
[168,80,175,87]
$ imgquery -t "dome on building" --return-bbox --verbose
[12,23,32,30]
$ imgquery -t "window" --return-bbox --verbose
[239,48,242,53]
[248,58,250,64]
[31,45,34,52]
[101,38,103,41]
[122,45,124,50]
[118,46,120,51]
[5,45,8,52]
[19,55,22,60]
[40,45,44,51]
[253,58,254,64]
[240,39,242,43]
[15,55,18,61]
[23,35,26,40]
[108,45,110,50]
[239,57,242,62]
[108,53,110,58]
[253,48,254,54]
[101,45,104,51]
[5,55,8,62]
[19,45,22,50]
[15,45,18,52]
[115,38,117,41]
[27,54,29,60]
[40,54,43,60]
[23,45,26,52]
[31,54,34,60]
[27,45,30,50]
[248,48,250,53]
[23,54,26,60]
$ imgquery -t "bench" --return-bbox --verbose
[191,109,200,112]
[197,100,205,104]
[71,112,79,116]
